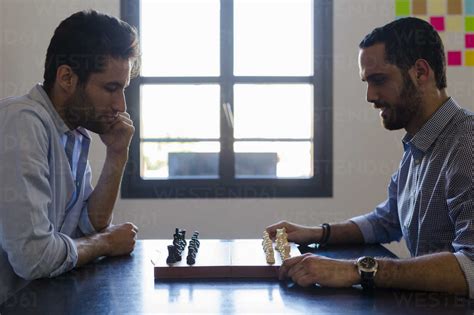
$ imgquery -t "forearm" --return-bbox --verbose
[87,151,127,230]
[74,233,110,267]
[268,220,365,245]
[325,221,365,245]
[375,252,468,296]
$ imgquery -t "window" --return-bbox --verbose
[121,0,333,198]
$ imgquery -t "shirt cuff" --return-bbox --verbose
[350,215,377,244]
[78,205,98,236]
[49,233,78,276]
[454,251,474,299]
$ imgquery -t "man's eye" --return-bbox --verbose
[105,86,118,92]
[373,78,385,85]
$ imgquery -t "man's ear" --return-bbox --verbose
[412,59,430,83]
[55,65,78,95]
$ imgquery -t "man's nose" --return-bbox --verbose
[366,85,378,104]
[113,91,127,112]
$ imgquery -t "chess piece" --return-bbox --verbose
[262,230,275,264]
[166,228,189,264]
[186,231,200,265]
[173,228,187,256]
[275,227,291,260]
[166,245,178,264]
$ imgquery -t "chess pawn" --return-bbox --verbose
[266,253,275,265]
[186,244,197,265]
[281,244,291,260]
[191,231,200,248]
[166,245,177,264]
[186,255,196,265]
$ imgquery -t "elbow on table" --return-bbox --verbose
[8,250,67,280]
[11,260,51,281]
[7,237,74,281]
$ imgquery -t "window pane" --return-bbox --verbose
[234,0,313,76]
[141,142,220,179]
[234,84,313,139]
[141,0,220,76]
[141,85,220,139]
[234,141,312,178]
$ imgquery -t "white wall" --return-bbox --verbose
[2,0,474,258]
[0,0,3,86]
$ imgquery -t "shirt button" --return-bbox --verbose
[414,159,420,164]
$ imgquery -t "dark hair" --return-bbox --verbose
[359,17,446,89]
[43,10,140,93]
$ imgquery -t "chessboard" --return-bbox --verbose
[152,239,300,279]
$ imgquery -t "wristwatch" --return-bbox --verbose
[356,256,378,290]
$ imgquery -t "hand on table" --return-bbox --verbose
[279,253,359,288]
[265,220,322,245]
[101,222,138,256]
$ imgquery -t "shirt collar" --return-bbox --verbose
[28,84,90,140]
[402,97,460,154]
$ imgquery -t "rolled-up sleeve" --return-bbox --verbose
[451,199,474,299]
[0,108,77,280]
[447,125,474,298]
[350,171,403,244]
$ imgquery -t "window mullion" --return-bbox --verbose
[220,0,235,181]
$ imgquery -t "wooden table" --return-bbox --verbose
[0,240,471,314]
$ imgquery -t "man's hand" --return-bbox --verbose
[99,112,135,160]
[265,221,322,245]
[101,222,138,256]
[279,253,359,288]
[75,222,139,267]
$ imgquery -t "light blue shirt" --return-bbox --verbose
[351,98,474,298]
[0,84,97,304]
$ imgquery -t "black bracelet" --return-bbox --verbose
[319,223,331,248]
[319,224,327,247]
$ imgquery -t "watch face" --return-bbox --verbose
[357,256,378,273]
[359,257,376,269]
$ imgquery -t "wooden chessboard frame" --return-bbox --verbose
[152,239,299,279]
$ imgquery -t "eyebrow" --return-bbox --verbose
[362,73,386,82]
[105,81,129,89]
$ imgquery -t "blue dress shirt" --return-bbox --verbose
[0,84,97,303]
[351,98,474,298]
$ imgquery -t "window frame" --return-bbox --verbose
[120,0,333,198]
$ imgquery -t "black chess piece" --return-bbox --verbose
[191,231,200,248]
[186,231,200,265]
[186,252,196,265]
[173,228,187,254]
[166,245,177,264]
[186,244,197,265]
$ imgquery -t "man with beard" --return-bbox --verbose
[267,17,474,297]
[0,10,139,303]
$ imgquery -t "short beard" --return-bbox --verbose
[64,86,109,134]
[382,71,422,131]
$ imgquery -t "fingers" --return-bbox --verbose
[265,220,290,239]
[111,112,134,129]
[122,222,138,254]
[288,266,314,287]
[117,112,133,125]
[279,254,310,280]
[293,274,317,287]
[126,222,138,232]
[123,222,139,240]
[119,111,131,119]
